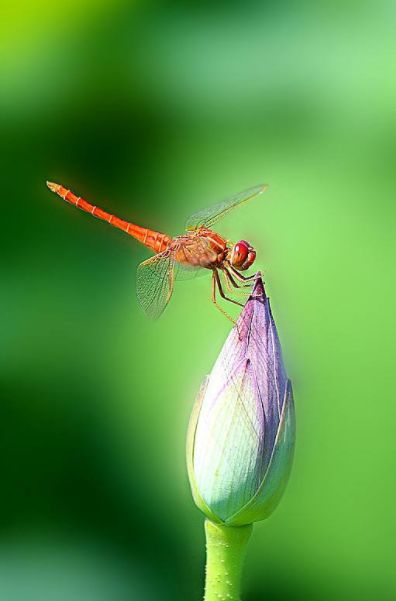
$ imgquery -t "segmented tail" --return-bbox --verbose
[46,182,171,254]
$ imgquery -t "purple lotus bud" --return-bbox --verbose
[187,274,295,525]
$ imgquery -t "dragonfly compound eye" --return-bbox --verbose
[231,240,255,270]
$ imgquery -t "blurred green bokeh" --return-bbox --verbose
[1,1,395,600]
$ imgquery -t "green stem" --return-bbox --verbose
[204,519,253,601]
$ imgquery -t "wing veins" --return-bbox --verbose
[185,183,268,231]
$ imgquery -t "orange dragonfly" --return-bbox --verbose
[46,181,267,320]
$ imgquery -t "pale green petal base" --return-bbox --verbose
[186,377,223,524]
[204,520,252,601]
[187,377,295,526]
[227,381,295,526]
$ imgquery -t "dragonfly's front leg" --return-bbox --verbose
[225,262,259,283]
[222,267,253,296]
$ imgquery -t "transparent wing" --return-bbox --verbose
[136,251,175,319]
[174,262,210,281]
[185,183,268,231]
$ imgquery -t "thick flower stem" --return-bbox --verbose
[204,520,253,601]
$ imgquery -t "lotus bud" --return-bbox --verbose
[187,274,295,526]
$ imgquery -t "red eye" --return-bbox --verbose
[232,240,250,268]
[247,249,256,266]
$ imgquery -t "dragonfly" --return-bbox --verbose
[46,181,267,321]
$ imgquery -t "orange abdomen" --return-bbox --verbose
[47,182,171,254]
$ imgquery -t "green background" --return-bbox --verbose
[1,1,395,600]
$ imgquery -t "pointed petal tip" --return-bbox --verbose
[251,273,266,298]
[234,273,266,336]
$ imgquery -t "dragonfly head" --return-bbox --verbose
[230,240,256,271]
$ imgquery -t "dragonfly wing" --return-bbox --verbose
[185,183,268,231]
[174,262,209,281]
[136,251,175,319]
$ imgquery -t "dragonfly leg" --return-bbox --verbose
[214,269,244,308]
[226,262,259,283]
[222,266,253,295]
[223,269,233,294]
[211,270,237,324]
[222,268,239,294]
